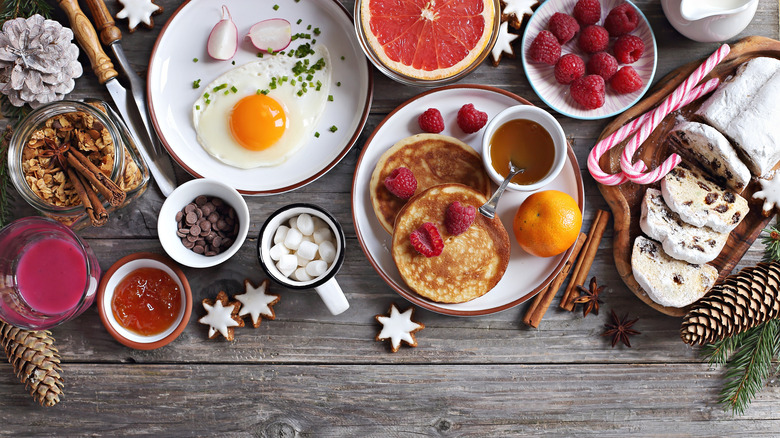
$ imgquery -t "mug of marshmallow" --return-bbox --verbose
[257,204,348,315]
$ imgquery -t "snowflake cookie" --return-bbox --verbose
[491,21,519,66]
[375,304,424,353]
[199,291,244,340]
[501,0,539,29]
[234,279,280,328]
[115,0,163,32]
[753,175,780,217]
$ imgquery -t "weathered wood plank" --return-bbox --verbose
[0,363,778,437]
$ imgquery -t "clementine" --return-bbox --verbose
[512,190,582,258]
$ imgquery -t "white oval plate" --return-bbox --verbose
[351,85,585,316]
[148,0,373,194]
[521,0,657,120]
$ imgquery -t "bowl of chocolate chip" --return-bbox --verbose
[158,179,249,268]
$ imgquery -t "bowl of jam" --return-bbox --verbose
[481,105,567,192]
[97,252,192,350]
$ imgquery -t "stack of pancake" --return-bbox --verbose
[369,134,511,303]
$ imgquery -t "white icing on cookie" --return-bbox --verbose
[235,279,279,327]
[753,174,780,214]
[116,0,162,30]
[502,0,538,27]
[491,21,519,64]
[199,299,239,339]
[376,304,423,352]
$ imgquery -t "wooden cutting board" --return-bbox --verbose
[596,36,780,317]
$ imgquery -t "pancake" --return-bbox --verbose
[370,134,491,234]
[392,184,510,303]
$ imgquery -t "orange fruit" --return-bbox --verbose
[360,0,497,80]
[512,190,582,258]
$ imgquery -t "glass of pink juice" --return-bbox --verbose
[0,217,100,330]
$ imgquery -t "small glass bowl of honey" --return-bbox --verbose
[481,105,567,192]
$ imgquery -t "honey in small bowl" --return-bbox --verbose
[488,119,556,185]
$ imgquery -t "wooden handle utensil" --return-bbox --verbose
[57,0,118,84]
[83,0,123,45]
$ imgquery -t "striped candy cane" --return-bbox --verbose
[587,44,730,186]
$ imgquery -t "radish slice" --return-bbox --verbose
[247,19,292,53]
[207,5,238,60]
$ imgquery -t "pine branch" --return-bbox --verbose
[760,223,780,262]
[0,0,52,22]
[717,320,780,415]
[0,126,13,228]
[702,330,748,366]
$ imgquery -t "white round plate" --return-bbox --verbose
[352,85,585,316]
[521,0,657,120]
[148,0,373,194]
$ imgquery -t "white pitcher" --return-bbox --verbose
[661,0,759,42]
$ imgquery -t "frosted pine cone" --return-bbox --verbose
[0,15,83,108]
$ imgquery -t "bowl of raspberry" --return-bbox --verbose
[521,0,657,120]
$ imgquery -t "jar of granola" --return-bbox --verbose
[7,100,150,229]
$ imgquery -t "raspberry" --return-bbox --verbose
[586,52,618,81]
[528,30,561,65]
[547,12,580,44]
[610,66,643,94]
[418,108,445,133]
[554,54,585,85]
[613,34,644,64]
[570,75,605,110]
[409,222,444,257]
[573,0,601,25]
[604,3,639,36]
[444,201,476,236]
[457,103,488,134]
[384,167,417,199]
[578,25,609,54]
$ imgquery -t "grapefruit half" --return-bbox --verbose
[360,0,497,81]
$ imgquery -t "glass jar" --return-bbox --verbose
[7,100,150,230]
[0,217,101,330]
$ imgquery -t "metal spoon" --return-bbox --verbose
[478,160,525,219]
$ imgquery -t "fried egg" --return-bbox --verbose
[192,44,331,168]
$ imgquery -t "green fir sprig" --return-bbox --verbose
[701,223,780,414]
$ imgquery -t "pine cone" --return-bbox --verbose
[0,321,64,406]
[680,261,780,346]
[0,15,83,108]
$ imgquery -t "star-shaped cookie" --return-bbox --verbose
[375,304,424,353]
[234,279,280,328]
[491,21,520,66]
[199,291,244,340]
[501,0,539,29]
[116,0,163,32]
[754,175,780,217]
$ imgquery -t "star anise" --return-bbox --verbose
[572,276,603,317]
[38,138,70,169]
[602,309,640,348]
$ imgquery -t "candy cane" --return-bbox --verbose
[620,44,730,184]
[587,79,720,185]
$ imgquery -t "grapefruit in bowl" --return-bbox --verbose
[356,0,499,85]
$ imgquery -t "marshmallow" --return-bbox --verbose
[306,260,328,277]
[293,268,313,282]
[297,241,319,261]
[297,213,315,236]
[313,228,333,244]
[273,225,290,245]
[269,242,289,261]
[277,254,298,277]
[319,240,336,264]
[288,217,299,230]
[283,228,303,250]
[312,216,328,231]
[297,253,309,267]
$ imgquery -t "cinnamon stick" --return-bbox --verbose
[560,209,611,311]
[67,168,107,227]
[523,232,587,328]
[65,148,125,207]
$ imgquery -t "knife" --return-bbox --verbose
[57,0,177,197]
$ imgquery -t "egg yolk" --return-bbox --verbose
[229,94,287,151]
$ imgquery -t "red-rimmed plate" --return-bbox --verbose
[351,85,584,316]
[147,0,372,195]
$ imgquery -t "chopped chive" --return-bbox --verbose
[193,58,199,62]
[230,86,238,93]
[296,18,302,24]
[195,105,200,110]
[313,27,320,36]
[312,39,316,45]
[329,125,338,133]
[291,79,296,85]
[273,4,279,10]
[224,90,230,95]
[258,89,269,95]
[213,83,228,92]
[204,92,210,98]
[340,56,345,60]
[314,132,320,138]
[297,90,304,96]
[258,52,264,58]
[336,81,341,87]
[268,47,274,54]
[192,79,201,89]
[205,98,211,104]
[232,60,236,65]
[307,24,311,30]
[327,95,333,102]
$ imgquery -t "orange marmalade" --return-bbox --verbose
[489,119,555,185]
[112,267,181,336]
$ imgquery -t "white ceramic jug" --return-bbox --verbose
[661,0,759,42]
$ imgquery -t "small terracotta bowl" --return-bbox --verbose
[97,252,192,350]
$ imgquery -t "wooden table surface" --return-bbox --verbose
[2,0,780,436]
